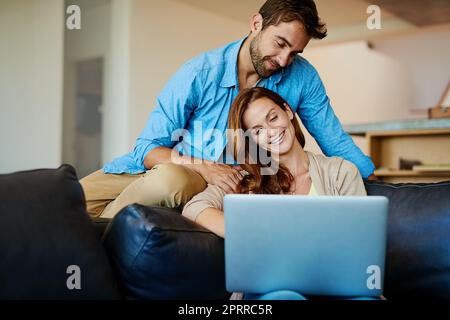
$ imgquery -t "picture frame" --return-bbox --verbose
[428,80,450,119]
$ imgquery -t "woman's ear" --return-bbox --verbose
[250,13,263,34]
[284,103,294,120]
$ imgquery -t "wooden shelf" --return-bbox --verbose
[353,126,450,183]
[375,169,450,177]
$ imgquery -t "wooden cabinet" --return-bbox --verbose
[345,120,450,183]
[367,129,450,183]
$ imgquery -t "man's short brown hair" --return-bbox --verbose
[259,0,327,39]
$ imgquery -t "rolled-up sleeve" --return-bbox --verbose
[298,62,375,179]
[182,184,226,222]
[131,62,199,168]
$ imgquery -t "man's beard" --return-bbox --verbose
[249,35,280,78]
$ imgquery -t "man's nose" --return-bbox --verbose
[276,52,290,68]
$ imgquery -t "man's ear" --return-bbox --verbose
[250,13,263,34]
[284,103,294,120]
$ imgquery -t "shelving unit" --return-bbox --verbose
[345,120,450,183]
[368,129,450,183]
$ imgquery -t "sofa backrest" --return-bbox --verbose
[365,180,450,299]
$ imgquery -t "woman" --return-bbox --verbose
[183,87,366,237]
[182,87,370,300]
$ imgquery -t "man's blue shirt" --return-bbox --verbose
[104,38,375,178]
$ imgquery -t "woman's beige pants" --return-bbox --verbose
[79,163,207,219]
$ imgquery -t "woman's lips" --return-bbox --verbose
[270,130,286,145]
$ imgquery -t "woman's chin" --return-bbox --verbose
[267,142,293,156]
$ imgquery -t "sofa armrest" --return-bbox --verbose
[102,204,229,300]
[0,164,120,299]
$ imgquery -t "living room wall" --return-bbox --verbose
[303,27,450,125]
[0,0,64,174]
[372,28,450,111]
[303,41,411,126]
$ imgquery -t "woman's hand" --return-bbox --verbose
[198,161,245,194]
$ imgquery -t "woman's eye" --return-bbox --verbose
[270,116,278,122]
[276,41,283,48]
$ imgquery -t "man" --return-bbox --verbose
[81,0,375,218]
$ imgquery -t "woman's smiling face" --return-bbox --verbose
[242,96,296,155]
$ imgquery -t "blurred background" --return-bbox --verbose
[1,0,449,178]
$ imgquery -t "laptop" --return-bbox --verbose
[224,195,389,297]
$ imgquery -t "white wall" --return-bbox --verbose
[303,41,412,125]
[0,0,64,173]
[372,28,450,110]
[303,28,450,123]
[103,0,130,163]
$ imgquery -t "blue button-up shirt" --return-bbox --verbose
[104,38,375,178]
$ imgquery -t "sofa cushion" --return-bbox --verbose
[365,180,450,299]
[102,204,229,300]
[0,165,121,299]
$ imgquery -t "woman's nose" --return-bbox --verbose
[268,128,281,139]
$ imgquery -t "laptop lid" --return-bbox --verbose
[224,195,388,297]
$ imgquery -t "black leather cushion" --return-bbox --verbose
[365,180,450,299]
[92,217,111,238]
[0,165,121,299]
[103,204,229,300]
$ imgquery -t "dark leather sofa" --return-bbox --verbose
[1,164,449,299]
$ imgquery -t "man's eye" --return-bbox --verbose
[276,41,284,48]
[270,116,278,122]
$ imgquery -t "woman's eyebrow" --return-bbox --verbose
[251,108,276,129]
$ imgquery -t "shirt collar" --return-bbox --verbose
[220,38,245,88]
[220,37,285,88]
[271,67,284,85]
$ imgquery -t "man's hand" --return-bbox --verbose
[198,161,245,194]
